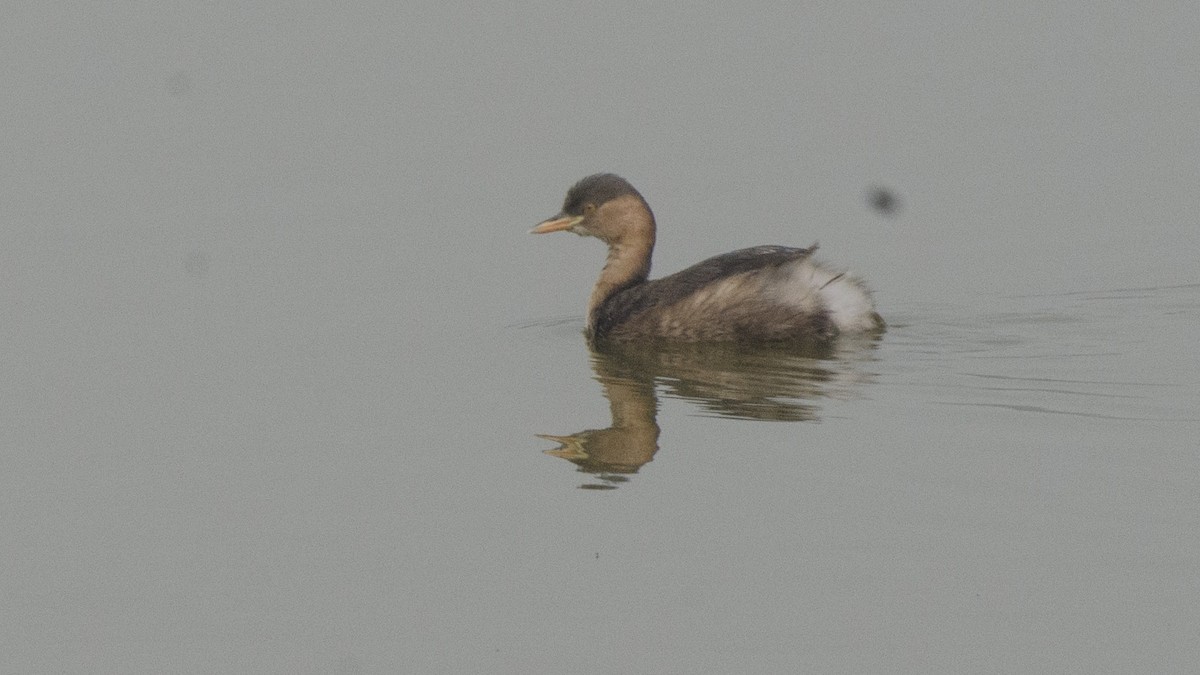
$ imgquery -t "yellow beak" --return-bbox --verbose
[530,214,583,234]
[536,433,588,460]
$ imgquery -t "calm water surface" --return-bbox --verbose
[5,3,1199,673]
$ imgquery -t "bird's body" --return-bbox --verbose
[532,174,884,343]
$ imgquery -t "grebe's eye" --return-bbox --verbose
[583,203,596,216]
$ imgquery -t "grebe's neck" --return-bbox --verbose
[587,240,652,317]
[585,197,656,332]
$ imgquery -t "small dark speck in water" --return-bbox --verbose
[866,185,901,216]
[166,70,192,97]
[184,251,210,277]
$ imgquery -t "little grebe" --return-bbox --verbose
[531,173,884,343]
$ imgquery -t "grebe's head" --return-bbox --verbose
[530,173,654,245]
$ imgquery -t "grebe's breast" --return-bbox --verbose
[591,246,882,342]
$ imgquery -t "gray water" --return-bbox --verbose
[4,3,1199,673]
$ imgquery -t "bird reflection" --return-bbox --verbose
[537,336,881,489]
